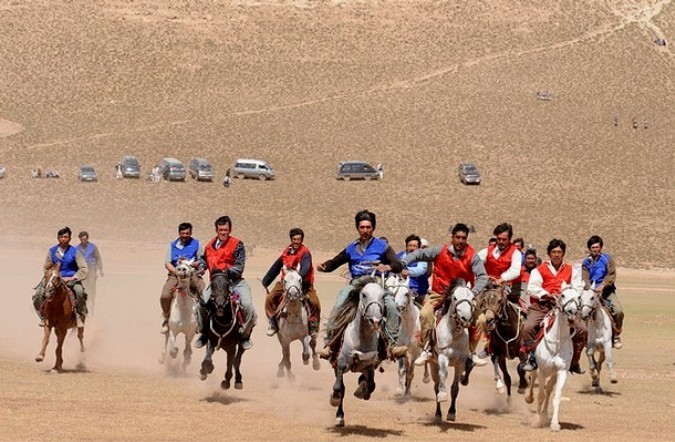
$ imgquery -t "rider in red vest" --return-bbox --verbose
[476,223,523,363]
[395,223,488,367]
[261,228,321,338]
[518,239,588,374]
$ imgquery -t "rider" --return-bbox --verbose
[195,216,257,350]
[261,227,322,338]
[396,234,429,305]
[316,210,408,360]
[511,247,539,302]
[476,223,523,361]
[76,231,104,316]
[159,222,205,334]
[582,235,623,349]
[398,223,488,367]
[32,227,89,328]
[518,239,588,374]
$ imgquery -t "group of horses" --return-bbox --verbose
[35,262,618,432]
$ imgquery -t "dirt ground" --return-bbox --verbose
[1,242,674,441]
[0,0,674,440]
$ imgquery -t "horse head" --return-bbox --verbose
[385,274,410,310]
[43,263,65,299]
[480,285,505,331]
[359,282,386,331]
[281,265,304,302]
[558,285,581,322]
[579,288,599,321]
[175,259,194,293]
[446,278,474,326]
[210,272,233,319]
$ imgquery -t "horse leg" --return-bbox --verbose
[517,357,528,394]
[525,370,536,404]
[284,341,295,381]
[404,353,415,400]
[199,341,215,381]
[36,326,51,363]
[603,342,617,384]
[277,339,288,378]
[436,354,449,402]
[76,327,87,371]
[354,373,369,399]
[52,328,67,373]
[430,362,442,422]
[498,356,512,404]
[233,345,244,390]
[447,366,461,421]
[335,377,346,427]
[301,335,311,366]
[183,332,193,370]
[395,356,406,398]
[541,372,558,429]
[549,370,566,432]
[423,362,431,384]
[222,346,234,390]
[460,355,474,386]
[310,334,320,371]
[492,353,505,394]
[331,365,345,407]
[169,331,179,359]
[363,367,376,400]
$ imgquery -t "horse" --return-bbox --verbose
[275,266,320,379]
[35,266,85,372]
[525,286,582,431]
[479,284,527,403]
[199,272,246,390]
[430,279,475,422]
[385,274,429,400]
[579,288,617,391]
[159,259,199,371]
[328,277,387,427]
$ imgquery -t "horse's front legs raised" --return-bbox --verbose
[199,340,215,381]
[35,326,51,363]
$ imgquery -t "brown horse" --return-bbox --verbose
[35,265,85,372]
[480,285,527,404]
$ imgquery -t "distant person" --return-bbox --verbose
[488,237,498,247]
[397,234,429,304]
[76,231,104,316]
[223,168,232,188]
[32,227,88,328]
[510,248,539,305]
[513,237,525,264]
[420,237,433,278]
[115,163,123,179]
[613,116,619,127]
[261,228,321,338]
[632,117,638,129]
[195,216,257,350]
[376,163,384,180]
[159,223,205,334]
[582,235,623,349]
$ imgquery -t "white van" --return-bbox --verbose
[233,159,275,181]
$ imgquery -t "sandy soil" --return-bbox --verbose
[0,0,674,440]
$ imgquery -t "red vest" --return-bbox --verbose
[205,236,241,277]
[520,266,531,284]
[432,244,476,294]
[537,262,572,295]
[281,244,314,285]
[485,243,522,285]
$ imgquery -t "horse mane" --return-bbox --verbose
[325,277,377,338]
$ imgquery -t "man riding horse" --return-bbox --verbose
[316,210,408,360]
[582,235,624,349]
[159,222,205,334]
[32,227,89,328]
[195,216,257,350]
[476,223,523,361]
[395,223,488,367]
[396,234,429,305]
[262,227,321,338]
[518,239,588,374]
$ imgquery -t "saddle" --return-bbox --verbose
[527,311,557,351]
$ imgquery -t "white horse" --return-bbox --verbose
[580,289,617,391]
[276,266,320,379]
[160,259,199,371]
[430,280,475,422]
[330,279,386,427]
[386,274,429,399]
[525,286,582,431]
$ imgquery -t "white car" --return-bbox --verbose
[0,164,6,179]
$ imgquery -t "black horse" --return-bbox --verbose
[199,272,246,390]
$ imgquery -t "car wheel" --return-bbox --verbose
[364,176,372,181]
[237,173,245,180]
[344,176,351,182]
[258,174,266,181]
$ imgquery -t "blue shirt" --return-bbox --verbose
[397,250,429,296]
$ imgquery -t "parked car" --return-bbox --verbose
[233,158,275,181]
[120,155,141,178]
[188,157,215,182]
[0,164,5,179]
[157,157,186,181]
[78,165,98,182]
[336,161,381,181]
[458,162,481,185]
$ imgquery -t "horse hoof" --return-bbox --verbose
[436,391,447,402]
[221,380,230,390]
[76,363,86,372]
[335,417,345,427]
[330,391,341,407]
[302,354,310,364]
[170,349,178,359]
[277,369,285,378]
[393,388,404,398]
[517,385,527,395]
[35,355,44,363]
[234,382,243,390]
[312,358,321,371]
[593,386,603,393]
[434,414,442,423]
[525,395,534,404]
[423,374,431,384]
[550,423,561,432]
[354,381,367,400]
[199,371,207,381]
[446,413,456,422]
[610,378,618,384]
[460,377,469,386]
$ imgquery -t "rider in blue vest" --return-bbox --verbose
[396,234,430,304]
[159,222,205,333]
[582,235,624,349]
[32,227,89,327]
[316,210,408,360]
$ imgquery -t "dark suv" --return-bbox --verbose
[336,161,381,181]
[121,155,141,178]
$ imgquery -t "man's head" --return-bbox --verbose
[524,249,538,270]
[289,227,304,251]
[587,235,604,258]
[354,210,376,242]
[57,227,72,247]
[513,237,525,251]
[178,222,193,244]
[78,231,89,245]
[547,238,567,268]
[488,237,497,247]
[450,223,470,252]
[420,238,429,249]
[492,223,513,251]
[405,234,421,254]
[214,216,232,241]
